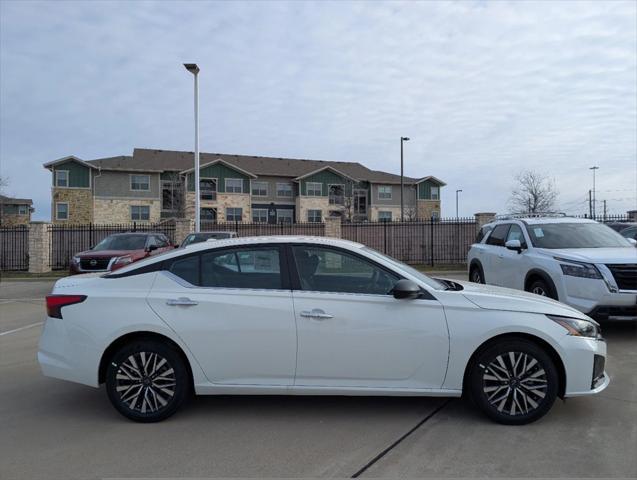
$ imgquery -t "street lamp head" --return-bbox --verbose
[456,189,463,193]
[589,166,599,170]
[401,136,410,141]
[184,63,200,75]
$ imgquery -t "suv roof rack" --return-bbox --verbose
[494,212,568,220]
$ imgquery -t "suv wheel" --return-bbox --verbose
[469,265,484,284]
[528,278,556,300]
[105,339,189,422]
[469,339,558,425]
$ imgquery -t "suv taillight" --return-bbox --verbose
[45,295,87,319]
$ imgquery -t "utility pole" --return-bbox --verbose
[184,63,201,232]
[603,200,607,222]
[455,189,462,218]
[589,166,599,220]
[400,136,410,222]
[588,190,592,218]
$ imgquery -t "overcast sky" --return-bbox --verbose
[1,0,635,220]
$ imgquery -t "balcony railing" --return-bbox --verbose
[329,195,345,205]
[201,191,217,201]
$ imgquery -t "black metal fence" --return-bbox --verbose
[49,222,177,270]
[575,214,630,223]
[0,225,29,271]
[342,217,477,265]
[200,221,326,237]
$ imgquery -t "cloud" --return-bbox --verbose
[0,0,635,219]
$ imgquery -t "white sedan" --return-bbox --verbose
[38,236,608,424]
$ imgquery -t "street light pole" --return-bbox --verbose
[589,166,599,219]
[455,189,463,218]
[184,63,201,233]
[400,136,410,222]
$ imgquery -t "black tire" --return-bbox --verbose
[528,278,556,300]
[105,339,189,422]
[469,264,484,284]
[469,339,558,425]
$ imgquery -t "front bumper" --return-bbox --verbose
[561,334,609,397]
[561,276,637,320]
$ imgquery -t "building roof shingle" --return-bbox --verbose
[0,194,33,205]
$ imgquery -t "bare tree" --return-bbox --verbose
[508,170,558,214]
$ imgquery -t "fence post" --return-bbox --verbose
[174,219,195,245]
[324,217,341,238]
[430,217,434,267]
[383,220,388,254]
[28,222,52,274]
[628,210,637,222]
[474,212,496,230]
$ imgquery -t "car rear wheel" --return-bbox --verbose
[105,339,189,422]
[469,265,484,284]
[469,339,558,425]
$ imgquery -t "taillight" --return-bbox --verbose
[45,295,87,319]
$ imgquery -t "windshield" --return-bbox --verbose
[527,223,632,249]
[93,234,147,251]
[362,247,446,290]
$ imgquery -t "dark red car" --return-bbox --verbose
[69,232,174,274]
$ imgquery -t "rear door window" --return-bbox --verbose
[201,247,283,289]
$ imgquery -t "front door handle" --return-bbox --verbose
[166,297,199,306]
[300,308,334,320]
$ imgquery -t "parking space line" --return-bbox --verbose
[350,398,453,478]
[0,322,44,336]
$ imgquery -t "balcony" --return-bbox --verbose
[329,195,344,205]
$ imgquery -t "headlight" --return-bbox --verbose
[555,257,601,279]
[114,255,133,266]
[72,256,80,264]
[547,314,601,339]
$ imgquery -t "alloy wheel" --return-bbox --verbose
[532,286,547,296]
[481,351,548,416]
[115,352,176,414]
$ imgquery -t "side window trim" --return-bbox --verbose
[285,243,401,296]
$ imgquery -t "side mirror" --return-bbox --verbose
[505,239,523,253]
[628,238,637,247]
[392,279,421,300]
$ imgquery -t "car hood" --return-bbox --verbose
[455,280,590,320]
[536,247,637,264]
[76,249,141,257]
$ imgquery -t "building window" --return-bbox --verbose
[277,183,293,197]
[430,186,439,200]
[277,209,293,223]
[378,211,392,222]
[201,208,217,221]
[306,182,322,196]
[252,209,268,223]
[55,170,68,187]
[226,207,243,222]
[55,202,68,220]
[18,205,28,215]
[200,178,217,200]
[251,181,268,197]
[162,180,182,212]
[131,205,150,221]
[307,209,322,223]
[328,185,344,205]
[431,210,440,219]
[225,178,243,193]
[130,175,150,191]
[378,185,392,199]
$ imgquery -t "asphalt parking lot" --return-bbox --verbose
[1,276,636,479]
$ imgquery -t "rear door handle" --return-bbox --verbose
[300,309,334,320]
[166,297,198,306]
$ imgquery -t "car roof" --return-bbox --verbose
[110,235,366,274]
[108,232,161,236]
[486,216,598,227]
[189,231,236,235]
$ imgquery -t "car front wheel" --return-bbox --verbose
[469,339,558,425]
[528,278,556,300]
[105,339,189,422]
[469,265,484,284]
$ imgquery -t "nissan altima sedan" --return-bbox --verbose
[38,236,608,424]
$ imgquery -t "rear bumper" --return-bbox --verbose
[37,317,100,388]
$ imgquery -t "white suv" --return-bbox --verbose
[468,215,637,321]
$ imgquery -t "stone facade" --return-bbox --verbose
[297,196,329,222]
[52,188,93,223]
[417,200,441,219]
[324,217,341,238]
[0,212,31,226]
[185,192,252,223]
[93,198,161,224]
[474,212,497,229]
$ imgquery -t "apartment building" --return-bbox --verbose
[0,195,33,226]
[44,148,445,224]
